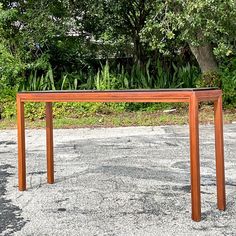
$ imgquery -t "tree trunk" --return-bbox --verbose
[133,36,146,70]
[189,43,218,73]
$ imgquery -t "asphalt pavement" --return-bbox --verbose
[0,125,235,235]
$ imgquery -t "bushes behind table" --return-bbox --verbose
[1,58,236,120]
[0,98,174,120]
[0,86,17,119]
[17,59,200,91]
[220,58,236,108]
[0,59,198,119]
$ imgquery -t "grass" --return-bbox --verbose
[0,106,235,129]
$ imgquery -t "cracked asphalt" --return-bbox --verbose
[0,125,236,235]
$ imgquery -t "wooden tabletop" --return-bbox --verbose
[18,88,218,94]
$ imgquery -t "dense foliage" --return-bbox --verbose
[0,0,236,119]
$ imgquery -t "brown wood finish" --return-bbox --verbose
[18,90,192,103]
[46,102,54,184]
[16,89,226,221]
[17,96,26,191]
[214,94,226,210]
[189,93,201,221]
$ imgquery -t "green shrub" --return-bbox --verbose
[220,58,236,107]
[196,71,221,88]
[19,65,55,91]
[0,58,211,120]
[0,86,16,119]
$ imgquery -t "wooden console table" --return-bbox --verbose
[16,88,226,221]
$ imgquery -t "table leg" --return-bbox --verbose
[214,95,226,210]
[189,94,201,221]
[46,102,54,184]
[17,97,26,191]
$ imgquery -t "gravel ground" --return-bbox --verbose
[0,125,235,236]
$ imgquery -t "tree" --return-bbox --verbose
[0,0,71,84]
[142,0,236,74]
[0,3,24,86]
[79,0,156,67]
